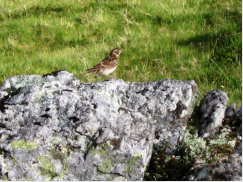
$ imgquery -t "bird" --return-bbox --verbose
[80,48,122,78]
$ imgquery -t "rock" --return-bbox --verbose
[144,89,241,181]
[237,124,242,141]
[225,104,242,128]
[187,148,242,181]
[193,167,212,181]
[0,71,198,181]
[181,120,242,181]
[233,106,242,141]
[225,103,236,117]
[233,105,242,127]
[181,99,242,181]
[187,154,242,181]
[234,105,242,120]
[198,90,228,138]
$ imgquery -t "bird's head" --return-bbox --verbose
[110,48,122,58]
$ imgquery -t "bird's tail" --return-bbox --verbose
[80,72,90,77]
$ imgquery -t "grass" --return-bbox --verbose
[0,0,241,106]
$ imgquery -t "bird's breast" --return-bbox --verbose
[100,66,117,75]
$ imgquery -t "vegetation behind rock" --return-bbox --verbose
[0,0,241,105]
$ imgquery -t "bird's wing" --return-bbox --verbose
[87,59,117,71]
[101,59,118,68]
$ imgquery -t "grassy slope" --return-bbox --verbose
[0,0,241,105]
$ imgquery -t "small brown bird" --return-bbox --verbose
[81,48,122,78]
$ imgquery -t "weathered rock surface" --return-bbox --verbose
[198,90,228,138]
[0,71,197,181]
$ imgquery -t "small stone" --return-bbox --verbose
[198,90,228,138]
[225,103,236,117]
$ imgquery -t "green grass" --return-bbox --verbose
[0,0,241,106]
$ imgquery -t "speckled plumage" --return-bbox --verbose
[81,48,122,78]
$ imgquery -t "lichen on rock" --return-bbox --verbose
[11,140,38,150]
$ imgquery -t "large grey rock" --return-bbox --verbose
[0,71,198,181]
[198,90,228,138]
